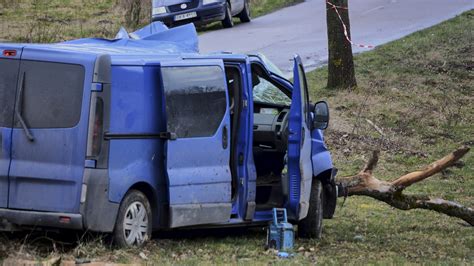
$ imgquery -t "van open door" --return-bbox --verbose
[0,45,23,208]
[160,60,232,228]
[286,55,313,219]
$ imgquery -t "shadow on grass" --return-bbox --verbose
[0,225,267,259]
[154,225,265,240]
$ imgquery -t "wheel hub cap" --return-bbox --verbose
[123,201,148,245]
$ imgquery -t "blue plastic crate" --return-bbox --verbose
[266,208,294,251]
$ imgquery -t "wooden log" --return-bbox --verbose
[337,146,473,225]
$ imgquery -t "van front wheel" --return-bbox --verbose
[113,190,152,247]
[298,179,324,239]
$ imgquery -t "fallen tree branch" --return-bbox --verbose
[337,146,473,225]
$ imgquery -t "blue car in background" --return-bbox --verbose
[152,0,251,28]
[0,22,336,247]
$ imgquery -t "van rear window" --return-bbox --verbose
[16,61,85,128]
[0,59,20,128]
[161,66,227,138]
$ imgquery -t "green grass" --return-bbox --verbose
[0,8,473,266]
[250,0,302,18]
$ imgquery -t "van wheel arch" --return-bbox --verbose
[126,182,161,229]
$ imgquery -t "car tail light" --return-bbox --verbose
[87,97,104,158]
[59,216,71,224]
[3,50,17,57]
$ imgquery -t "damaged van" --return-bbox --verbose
[0,22,336,247]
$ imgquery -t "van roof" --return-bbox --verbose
[0,23,244,65]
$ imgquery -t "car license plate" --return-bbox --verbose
[174,12,197,21]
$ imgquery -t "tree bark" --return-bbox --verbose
[326,0,357,89]
[337,147,473,226]
[125,0,142,28]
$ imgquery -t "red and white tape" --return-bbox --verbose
[326,0,375,49]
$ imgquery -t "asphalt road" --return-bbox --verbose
[199,0,474,75]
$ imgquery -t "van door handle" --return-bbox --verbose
[16,72,35,142]
[222,125,228,150]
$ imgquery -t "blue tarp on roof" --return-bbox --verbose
[56,22,199,55]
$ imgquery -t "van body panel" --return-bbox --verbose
[311,129,333,177]
[107,66,166,205]
[80,168,119,233]
[8,48,95,213]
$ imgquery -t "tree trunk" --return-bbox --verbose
[125,0,142,28]
[326,0,357,89]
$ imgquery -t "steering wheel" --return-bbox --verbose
[273,109,290,151]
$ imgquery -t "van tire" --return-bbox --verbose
[222,2,234,28]
[113,190,152,248]
[238,0,251,23]
[298,179,324,239]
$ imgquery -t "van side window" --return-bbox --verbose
[0,59,20,127]
[161,66,227,138]
[17,61,85,128]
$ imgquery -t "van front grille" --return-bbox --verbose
[168,0,199,12]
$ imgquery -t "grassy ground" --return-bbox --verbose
[0,0,303,43]
[249,0,302,18]
[0,8,473,266]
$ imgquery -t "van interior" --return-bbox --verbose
[225,63,292,211]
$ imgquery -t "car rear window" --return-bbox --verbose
[16,61,85,128]
[0,58,20,128]
[161,66,227,138]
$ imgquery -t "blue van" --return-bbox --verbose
[0,23,336,247]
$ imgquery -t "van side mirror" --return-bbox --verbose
[313,101,329,130]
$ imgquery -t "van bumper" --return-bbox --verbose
[152,3,226,26]
[0,209,83,230]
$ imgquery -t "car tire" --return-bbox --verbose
[238,0,251,23]
[298,179,324,239]
[222,2,234,28]
[322,182,337,219]
[113,190,152,248]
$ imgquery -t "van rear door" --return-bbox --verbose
[0,46,23,208]
[8,48,95,213]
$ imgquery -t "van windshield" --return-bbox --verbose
[252,63,291,106]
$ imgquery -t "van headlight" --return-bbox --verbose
[203,0,222,5]
[152,6,167,15]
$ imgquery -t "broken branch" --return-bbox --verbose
[391,146,470,189]
[337,146,473,226]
